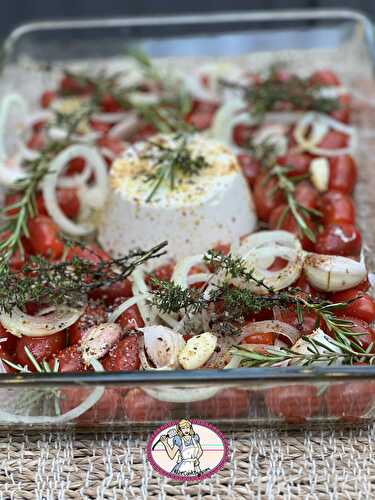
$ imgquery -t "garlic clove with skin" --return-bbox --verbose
[304,253,367,292]
[309,157,329,192]
[178,332,217,370]
[140,325,185,370]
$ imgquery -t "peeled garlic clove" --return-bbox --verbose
[81,323,121,363]
[140,325,185,370]
[304,253,367,292]
[310,157,329,192]
[291,328,343,366]
[178,332,217,370]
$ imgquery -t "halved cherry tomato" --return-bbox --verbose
[265,385,320,423]
[65,157,86,176]
[293,274,320,298]
[268,203,315,251]
[191,389,251,418]
[186,101,217,130]
[100,94,123,113]
[318,130,348,150]
[54,345,86,372]
[102,335,140,371]
[319,191,355,225]
[253,174,284,222]
[309,70,341,87]
[0,324,17,353]
[324,316,375,350]
[329,289,375,323]
[27,215,64,259]
[0,231,28,271]
[278,153,312,178]
[273,309,319,337]
[314,223,361,256]
[96,136,124,158]
[40,90,56,108]
[232,124,253,148]
[267,257,288,272]
[237,154,261,188]
[122,388,172,421]
[89,119,112,134]
[89,279,133,304]
[116,304,144,331]
[147,261,175,284]
[331,94,351,124]
[36,189,80,219]
[60,74,93,96]
[243,332,275,345]
[328,155,357,194]
[294,181,318,210]
[68,302,107,346]
[324,381,375,422]
[16,332,66,370]
[66,243,110,264]
[27,131,44,151]
[131,124,156,142]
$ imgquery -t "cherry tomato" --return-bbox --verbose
[318,130,348,150]
[27,215,64,259]
[237,154,261,188]
[328,155,357,194]
[122,388,172,421]
[294,181,318,210]
[274,309,319,337]
[100,94,123,113]
[60,74,93,96]
[0,345,16,373]
[191,389,251,418]
[36,189,80,219]
[148,261,175,283]
[319,191,355,225]
[243,332,275,345]
[331,94,351,124]
[0,324,17,353]
[267,257,288,272]
[89,279,133,304]
[40,90,56,108]
[16,332,66,370]
[96,136,124,158]
[65,156,86,176]
[131,124,156,142]
[54,345,86,372]
[268,203,315,251]
[253,174,284,222]
[68,302,107,345]
[0,231,28,271]
[310,70,341,86]
[60,387,119,423]
[102,335,140,371]
[325,316,375,350]
[66,243,110,264]
[116,305,144,331]
[314,223,361,256]
[89,119,112,134]
[278,153,312,178]
[329,289,375,323]
[324,382,375,422]
[293,274,320,298]
[186,101,217,130]
[27,131,44,151]
[265,385,320,423]
[4,192,21,217]
[212,242,230,255]
[232,124,253,148]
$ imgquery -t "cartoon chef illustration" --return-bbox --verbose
[157,419,203,475]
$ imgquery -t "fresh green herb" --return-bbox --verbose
[0,241,167,314]
[150,278,207,314]
[144,135,209,202]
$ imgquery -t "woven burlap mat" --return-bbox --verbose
[0,426,374,499]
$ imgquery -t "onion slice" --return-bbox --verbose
[42,144,108,236]
[239,320,301,346]
[171,254,205,290]
[0,305,84,338]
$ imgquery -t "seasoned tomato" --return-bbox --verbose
[60,387,119,423]
[65,156,86,176]
[324,382,375,422]
[122,388,172,421]
[116,305,144,331]
[273,309,319,337]
[268,203,315,251]
[324,316,375,350]
[232,124,253,148]
[317,130,348,150]
[99,94,123,113]
[27,131,44,151]
[294,181,318,210]
[0,324,17,353]
[0,345,16,373]
[328,155,357,194]
[314,223,361,256]
[27,215,64,259]
[237,154,261,188]
[243,331,275,345]
[0,231,28,271]
[102,335,140,371]
[329,289,375,323]
[186,101,218,130]
[253,174,284,222]
[16,332,66,370]
[59,74,93,95]
[36,188,80,220]
[319,191,355,225]
[265,385,320,423]
[89,279,133,304]
[191,389,251,418]
[54,345,86,372]
[66,243,110,264]
[331,94,351,124]
[309,70,341,87]
[40,90,56,108]
[68,302,107,345]
[278,153,312,178]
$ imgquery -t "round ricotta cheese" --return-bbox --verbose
[98,134,257,265]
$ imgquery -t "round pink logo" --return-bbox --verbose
[146,419,228,481]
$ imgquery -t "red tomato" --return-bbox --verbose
[68,302,107,346]
[89,119,112,134]
[325,316,375,350]
[324,382,375,422]
[212,242,230,255]
[267,257,288,272]
[102,335,140,371]
[243,332,275,345]
[60,74,93,96]
[319,191,355,225]
[54,345,85,372]
[27,215,64,259]
[328,155,357,194]
[265,385,320,423]
[65,156,86,176]
[293,274,320,298]
[40,90,56,108]
[36,189,80,219]
[269,203,315,251]
[274,309,319,337]
[278,153,312,177]
[116,305,144,331]
[294,181,318,209]
[314,223,361,256]
[27,131,44,151]
[122,388,172,421]
[329,289,375,323]
[0,324,17,353]
[149,261,175,283]
[0,230,28,271]
[96,136,124,157]
[331,94,351,123]
[60,387,119,423]
[318,130,348,150]
[89,279,133,304]
[66,243,110,264]
[186,101,217,130]
[232,124,253,148]
[309,70,341,87]
[237,154,261,188]
[0,345,16,373]
[4,192,21,217]
[100,94,123,113]
[131,124,156,142]
[253,174,284,222]
[191,389,251,418]
[16,332,66,370]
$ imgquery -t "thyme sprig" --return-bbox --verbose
[143,135,209,202]
[0,241,167,314]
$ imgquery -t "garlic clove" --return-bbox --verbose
[304,253,367,292]
[140,325,185,370]
[310,157,329,192]
[81,322,121,363]
[178,331,217,370]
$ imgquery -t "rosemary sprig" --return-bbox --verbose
[143,135,209,202]
[0,241,167,314]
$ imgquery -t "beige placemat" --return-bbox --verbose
[0,426,374,499]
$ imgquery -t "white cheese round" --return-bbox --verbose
[98,134,257,265]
